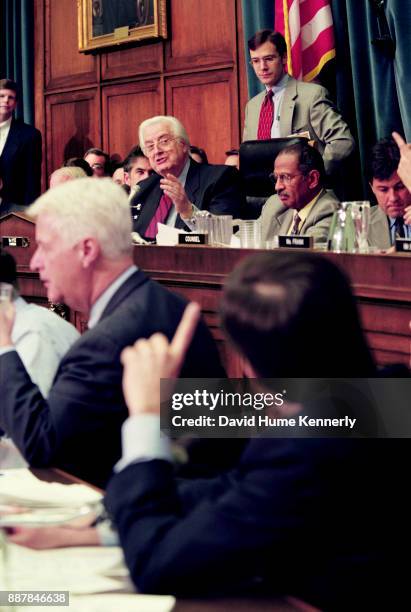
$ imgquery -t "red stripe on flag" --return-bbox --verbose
[301,25,335,74]
[302,27,334,75]
[290,34,303,77]
[300,0,330,25]
[275,0,286,36]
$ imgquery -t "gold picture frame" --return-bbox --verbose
[78,0,167,53]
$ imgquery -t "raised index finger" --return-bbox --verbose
[392,131,406,151]
[169,302,201,370]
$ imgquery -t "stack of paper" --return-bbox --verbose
[0,469,102,507]
[0,544,175,610]
[0,468,102,526]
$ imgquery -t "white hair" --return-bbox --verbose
[50,166,87,184]
[139,115,190,150]
[28,178,133,259]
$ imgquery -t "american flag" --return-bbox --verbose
[275,0,336,81]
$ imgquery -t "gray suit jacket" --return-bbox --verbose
[368,206,391,250]
[243,77,355,174]
[260,188,339,243]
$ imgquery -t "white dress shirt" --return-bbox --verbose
[0,296,80,397]
[267,73,290,138]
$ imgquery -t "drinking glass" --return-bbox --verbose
[350,201,370,253]
[238,220,262,248]
[328,202,355,252]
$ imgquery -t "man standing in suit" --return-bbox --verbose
[368,137,411,249]
[0,178,224,487]
[259,141,339,243]
[0,78,42,207]
[130,116,244,239]
[243,30,354,175]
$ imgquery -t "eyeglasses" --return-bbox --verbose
[249,55,281,67]
[143,135,177,155]
[269,172,304,185]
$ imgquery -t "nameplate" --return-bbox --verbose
[114,26,129,39]
[278,235,313,249]
[178,233,208,245]
[395,238,411,253]
[1,236,30,248]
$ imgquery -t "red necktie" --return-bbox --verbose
[145,193,173,239]
[257,89,274,140]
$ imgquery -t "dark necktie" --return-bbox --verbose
[394,217,405,239]
[257,90,274,140]
[290,213,301,235]
[145,193,173,239]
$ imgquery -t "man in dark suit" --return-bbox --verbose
[130,115,244,239]
[0,177,224,487]
[105,252,406,609]
[0,78,42,207]
[0,168,26,216]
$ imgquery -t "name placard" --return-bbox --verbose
[395,238,411,253]
[1,236,30,248]
[278,235,313,249]
[178,233,208,245]
[114,26,129,39]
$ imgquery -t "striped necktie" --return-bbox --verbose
[145,193,173,239]
[394,217,405,239]
[290,213,301,235]
[257,90,274,140]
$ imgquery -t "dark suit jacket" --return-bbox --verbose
[0,118,42,206]
[130,159,245,236]
[0,270,225,487]
[105,436,406,609]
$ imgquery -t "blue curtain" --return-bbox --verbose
[385,0,411,141]
[331,0,410,193]
[241,0,274,99]
[0,0,35,124]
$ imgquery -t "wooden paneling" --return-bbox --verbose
[166,0,236,71]
[45,89,100,177]
[45,0,96,90]
[102,43,163,81]
[34,1,46,193]
[102,80,163,160]
[35,0,246,182]
[166,71,238,164]
[133,246,411,371]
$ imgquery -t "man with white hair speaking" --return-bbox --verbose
[130,115,245,239]
[0,178,224,487]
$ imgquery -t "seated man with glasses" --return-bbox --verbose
[259,141,339,243]
[130,116,245,239]
[243,30,354,177]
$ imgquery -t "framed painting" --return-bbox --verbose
[78,0,167,53]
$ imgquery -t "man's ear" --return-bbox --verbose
[79,237,100,269]
[307,169,321,189]
[124,172,131,186]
